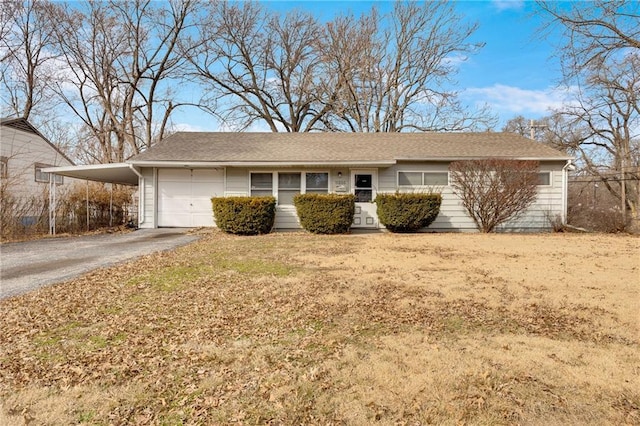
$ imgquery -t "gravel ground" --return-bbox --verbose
[0,228,200,299]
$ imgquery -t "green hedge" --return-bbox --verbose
[211,196,276,235]
[293,193,355,234]
[375,193,442,233]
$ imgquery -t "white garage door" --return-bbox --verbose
[158,168,224,227]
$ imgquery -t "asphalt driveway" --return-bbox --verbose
[0,228,200,299]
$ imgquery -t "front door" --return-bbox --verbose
[351,169,378,228]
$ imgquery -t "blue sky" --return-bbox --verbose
[173,0,568,131]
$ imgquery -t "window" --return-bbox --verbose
[398,171,448,187]
[251,172,273,197]
[305,172,329,194]
[250,171,329,204]
[278,172,301,205]
[537,172,551,186]
[0,156,7,179]
[34,163,63,184]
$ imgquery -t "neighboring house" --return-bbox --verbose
[47,132,573,232]
[0,117,75,223]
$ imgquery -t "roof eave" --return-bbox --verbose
[395,156,574,162]
[128,160,398,167]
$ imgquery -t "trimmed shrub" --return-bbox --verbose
[294,193,355,234]
[375,192,442,232]
[211,196,276,235]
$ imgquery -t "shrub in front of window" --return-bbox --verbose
[293,193,355,234]
[449,159,539,233]
[211,196,276,235]
[375,192,442,232]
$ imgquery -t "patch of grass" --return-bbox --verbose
[128,265,206,291]
[214,256,293,276]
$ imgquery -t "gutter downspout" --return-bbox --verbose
[129,164,144,225]
[562,160,574,224]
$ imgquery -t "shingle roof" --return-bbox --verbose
[129,132,571,164]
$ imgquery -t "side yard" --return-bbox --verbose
[0,232,638,425]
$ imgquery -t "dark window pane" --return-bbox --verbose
[355,174,371,188]
[398,172,422,186]
[278,173,301,189]
[251,173,273,189]
[423,172,448,186]
[537,172,551,185]
[306,172,328,190]
[355,189,372,202]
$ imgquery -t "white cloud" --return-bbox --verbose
[491,0,525,12]
[170,122,213,132]
[463,84,575,117]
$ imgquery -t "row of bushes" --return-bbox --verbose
[211,193,441,235]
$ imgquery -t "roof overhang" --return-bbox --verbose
[128,160,398,168]
[394,156,574,162]
[42,163,139,185]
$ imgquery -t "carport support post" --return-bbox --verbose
[109,183,113,227]
[86,180,89,232]
[49,177,56,235]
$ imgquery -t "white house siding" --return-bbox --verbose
[377,163,477,231]
[0,125,76,217]
[378,161,567,232]
[143,161,566,231]
[224,167,249,196]
[500,162,566,231]
[225,167,355,229]
[138,167,156,228]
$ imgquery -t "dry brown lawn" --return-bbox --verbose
[1,231,638,425]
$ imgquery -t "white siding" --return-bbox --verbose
[0,125,76,216]
[225,167,249,195]
[138,167,155,228]
[141,162,567,232]
[379,161,567,232]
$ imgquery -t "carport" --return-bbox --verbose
[42,163,141,235]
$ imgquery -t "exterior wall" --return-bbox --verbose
[225,167,337,229]
[1,125,76,217]
[143,162,567,232]
[379,161,567,232]
[137,167,156,228]
[500,161,566,231]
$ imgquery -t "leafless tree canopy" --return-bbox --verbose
[449,159,540,233]
[187,2,327,132]
[0,0,59,120]
[189,0,495,132]
[537,0,640,77]
[2,0,494,163]
[49,0,199,162]
[537,1,640,224]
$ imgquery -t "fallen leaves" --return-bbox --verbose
[0,231,638,424]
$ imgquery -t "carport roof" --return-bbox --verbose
[43,163,139,185]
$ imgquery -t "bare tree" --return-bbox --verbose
[449,159,540,233]
[537,1,640,227]
[537,1,639,77]
[502,114,578,153]
[322,1,495,132]
[188,2,329,132]
[559,55,640,223]
[49,0,199,162]
[0,0,59,120]
[190,1,494,132]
